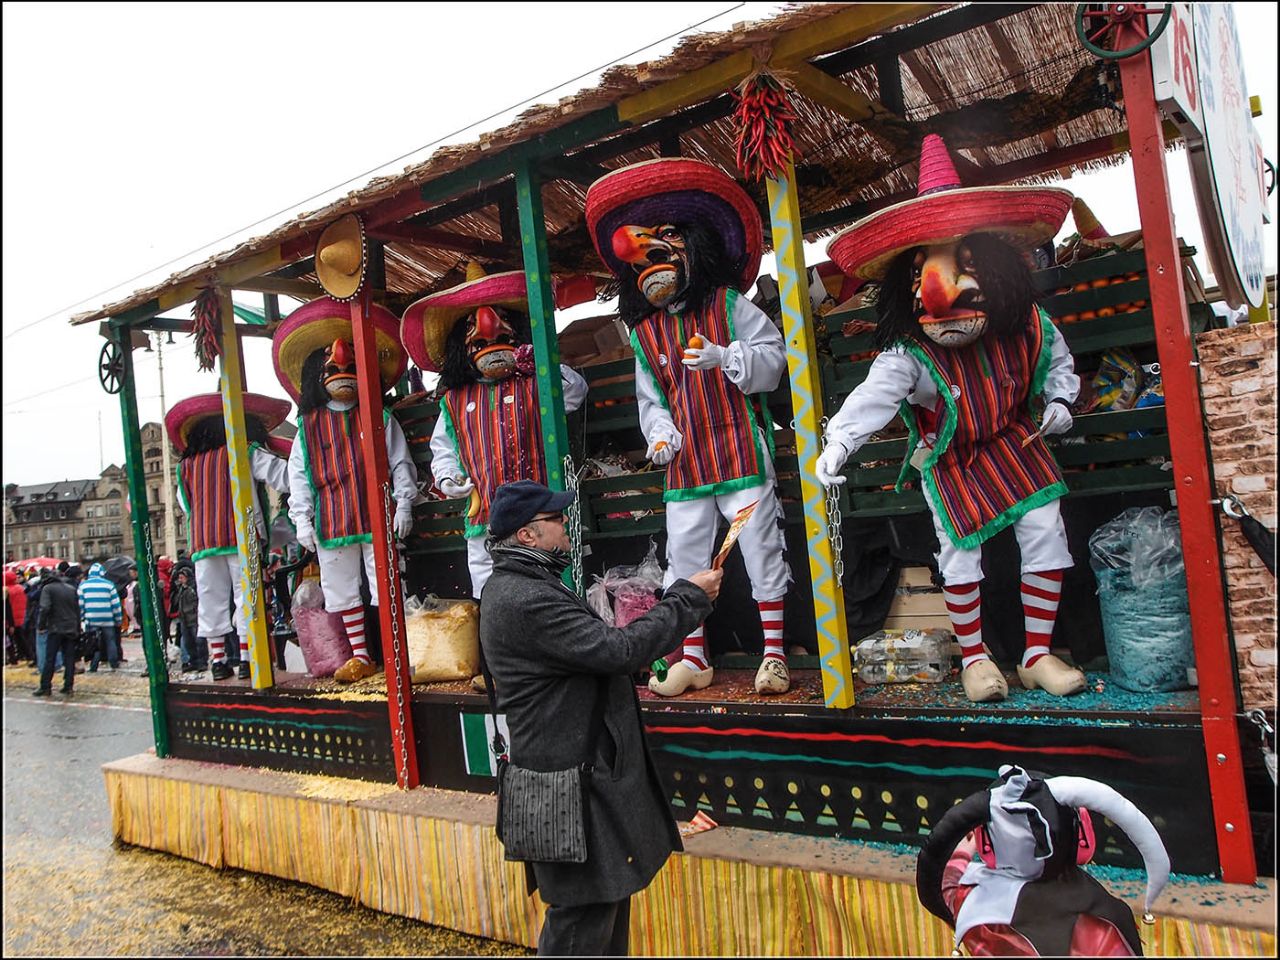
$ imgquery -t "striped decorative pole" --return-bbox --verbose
[217,289,274,690]
[765,158,854,708]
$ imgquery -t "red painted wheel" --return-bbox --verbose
[1075,3,1172,60]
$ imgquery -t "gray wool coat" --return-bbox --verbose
[479,550,712,907]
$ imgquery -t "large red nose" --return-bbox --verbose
[918,263,960,318]
[328,338,353,368]
[474,306,501,340]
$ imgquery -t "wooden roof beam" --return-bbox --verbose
[367,223,509,259]
[616,4,943,125]
[900,48,994,168]
[812,3,1035,77]
[230,276,324,299]
[789,62,905,151]
[984,21,1070,179]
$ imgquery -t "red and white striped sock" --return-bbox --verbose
[208,636,225,664]
[944,582,987,669]
[680,627,708,672]
[1021,570,1064,668]
[339,606,371,663]
[758,597,785,661]
[239,637,250,663]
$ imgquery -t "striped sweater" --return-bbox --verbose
[78,564,122,627]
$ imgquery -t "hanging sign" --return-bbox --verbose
[1150,3,1203,139]
[1181,3,1267,308]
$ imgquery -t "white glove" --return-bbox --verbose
[815,440,850,486]
[295,520,318,554]
[680,332,728,371]
[394,499,415,539]
[1040,400,1074,436]
[438,475,475,499]
[646,431,683,466]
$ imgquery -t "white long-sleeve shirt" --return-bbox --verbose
[824,320,1080,456]
[429,365,588,483]
[634,293,786,446]
[288,400,418,533]
[175,445,290,542]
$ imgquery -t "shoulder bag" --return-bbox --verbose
[481,656,607,863]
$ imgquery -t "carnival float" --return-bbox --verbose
[79,3,1274,954]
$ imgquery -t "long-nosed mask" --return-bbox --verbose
[323,338,358,403]
[465,305,520,380]
[913,242,989,348]
[612,223,690,309]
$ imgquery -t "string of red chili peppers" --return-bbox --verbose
[190,286,222,372]
[732,68,798,182]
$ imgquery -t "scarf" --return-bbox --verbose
[489,541,572,577]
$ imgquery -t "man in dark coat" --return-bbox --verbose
[35,566,83,696]
[480,480,721,956]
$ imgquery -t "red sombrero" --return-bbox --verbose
[265,435,293,459]
[827,134,1073,281]
[584,158,762,292]
[164,393,291,454]
[400,263,528,373]
[271,296,406,403]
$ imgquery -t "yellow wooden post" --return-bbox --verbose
[217,289,273,689]
[766,158,854,709]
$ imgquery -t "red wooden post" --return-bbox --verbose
[1116,28,1255,883]
[349,289,420,790]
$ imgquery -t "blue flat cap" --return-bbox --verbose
[488,480,576,540]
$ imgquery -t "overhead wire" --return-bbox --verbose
[5,3,746,341]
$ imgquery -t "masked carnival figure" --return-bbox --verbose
[817,135,1084,703]
[401,263,587,598]
[166,393,291,681]
[916,765,1169,956]
[272,297,416,683]
[584,158,792,697]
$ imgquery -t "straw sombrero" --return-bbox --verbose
[584,158,762,292]
[400,263,528,373]
[164,393,291,454]
[271,296,406,403]
[827,135,1073,281]
[315,214,366,301]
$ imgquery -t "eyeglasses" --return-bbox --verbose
[529,512,565,526]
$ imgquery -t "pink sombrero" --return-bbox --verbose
[265,435,293,459]
[164,393,291,454]
[584,158,763,292]
[400,263,528,373]
[827,134,1073,281]
[271,296,406,403]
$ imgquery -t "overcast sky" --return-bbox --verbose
[3,2,1276,489]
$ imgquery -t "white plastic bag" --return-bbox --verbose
[404,595,480,682]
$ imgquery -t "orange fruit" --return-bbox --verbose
[1079,310,1098,320]
[1097,307,1116,317]
[1072,281,1091,292]
[1091,278,1110,288]
[1059,313,1079,323]
[1125,272,1142,281]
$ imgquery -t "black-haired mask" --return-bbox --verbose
[613,223,690,309]
[913,242,989,348]
[465,306,519,380]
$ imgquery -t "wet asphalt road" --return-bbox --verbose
[2,658,528,957]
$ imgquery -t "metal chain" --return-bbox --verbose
[139,520,169,676]
[243,505,261,634]
[817,416,845,587]
[564,454,584,597]
[382,482,410,789]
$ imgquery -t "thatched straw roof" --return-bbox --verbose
[74,2,1136,326]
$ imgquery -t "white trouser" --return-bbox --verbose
[195,553,244,640]
[316,541,379,611]
[661,450,790,601]
[927,497,1073,586]
[466,535,494,600]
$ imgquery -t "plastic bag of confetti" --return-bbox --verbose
[405,597,479,682]
[292,578,353,678]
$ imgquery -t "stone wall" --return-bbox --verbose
[1196,322,1277,712]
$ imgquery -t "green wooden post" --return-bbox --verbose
[514,159,569,492]
[113,326,170,755]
